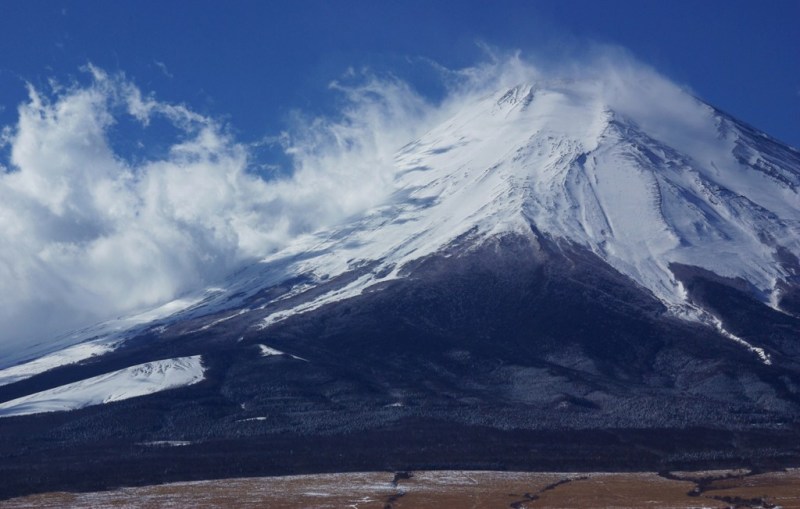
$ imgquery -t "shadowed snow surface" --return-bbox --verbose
[0,356,205,417]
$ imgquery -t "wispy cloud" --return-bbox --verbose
[153,60,173,79]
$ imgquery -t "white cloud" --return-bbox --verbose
[0,66,437,358]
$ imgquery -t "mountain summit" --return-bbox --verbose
[1,80,799,497]
[119,80,798,364]
[255,82,799,350]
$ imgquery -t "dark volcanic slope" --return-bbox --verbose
[1,231,799,499]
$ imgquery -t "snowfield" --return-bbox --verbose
[0,340,118,387]
[0,356,205,418]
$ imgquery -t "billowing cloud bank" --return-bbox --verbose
[0,51,729,357]
[0,65,435,355]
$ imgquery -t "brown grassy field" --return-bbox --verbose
[2,469,798,508]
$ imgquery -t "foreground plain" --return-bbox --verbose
[2,469,799,508]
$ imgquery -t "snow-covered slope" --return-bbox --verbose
[205,82,799,349]
[0,356,205,417]
[0,293,207,373]
[0,339,117,387]
[7,80,799,370]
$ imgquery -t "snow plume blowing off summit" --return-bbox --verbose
[0,51,798,360]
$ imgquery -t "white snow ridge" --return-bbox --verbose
[0,356,205,418]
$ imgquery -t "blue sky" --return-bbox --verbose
[0,0,798,147]
[0,1,798,356]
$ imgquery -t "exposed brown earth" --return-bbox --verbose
[2,469,799,508]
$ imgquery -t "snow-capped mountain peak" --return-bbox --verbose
[234,81,797,362]
[2,80,800,488]
[3,80,797,371]
[253,82,798,316]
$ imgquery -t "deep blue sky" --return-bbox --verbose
[1,0,798,147]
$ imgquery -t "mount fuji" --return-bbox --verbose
[1,77,799,498]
